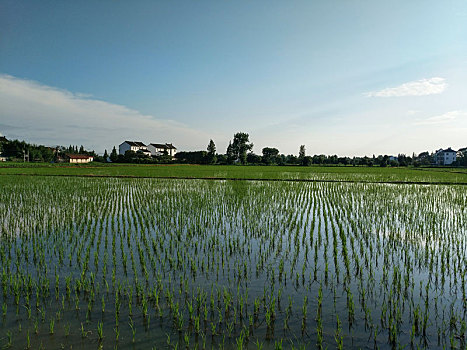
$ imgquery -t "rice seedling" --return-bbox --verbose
[49,318,54,334]
[5,330,12,348]
[81,323,88,338]
[0,175,464,348]
[64,323,70,337]
[97,321,104,342]
[129,316,136,343]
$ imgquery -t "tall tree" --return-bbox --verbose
[110,146,118,162]
[226,141,235,164]
[299,145,306,159]
[231,132,253,165]
[207,139,217,164]
[103,149,109,161]
[299,145,307,165]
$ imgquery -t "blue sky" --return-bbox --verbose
[1,0,466,156]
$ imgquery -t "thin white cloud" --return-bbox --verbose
[366,77,447,97]
[413,110,466,126]
[0,74,210,153]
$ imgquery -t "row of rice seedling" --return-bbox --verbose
[0,175,465,349]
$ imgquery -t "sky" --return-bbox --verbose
[1,0,467,156]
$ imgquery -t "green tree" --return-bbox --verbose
[216,154,227,164]
[207,139,217,164]
[299,144,309,165]
[174,151,207,164]
[110,146,118,162]
[299,145,306,160]
[226,141,236,164]
[302,156,312,166]
[231,132,253,164]
[262,147,279,165]
[123,150,137,163]
[457,149,467,166]
[247,153,261,164]
[103,149,109,161]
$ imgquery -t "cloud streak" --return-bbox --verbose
[0,74,210,153]
[366,77,447,97]
[413,110,466,125]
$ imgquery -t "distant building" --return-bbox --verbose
[0,154,6,162]
[433,148,457,165]
[65,154,94,163]
[388,156,398,162]
[119,141,151,156]
[147,143,177,157]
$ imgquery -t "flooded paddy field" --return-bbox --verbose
[0,176,465,349]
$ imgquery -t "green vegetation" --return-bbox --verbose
[0,175,465,349]
[0,137,99,162]
[207,139,217,165]
[0,163,466,184]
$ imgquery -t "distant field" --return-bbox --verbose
[0,163,466,184]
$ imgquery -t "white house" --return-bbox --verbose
[147,143,177,157]
[119,141,151,156]
[434,148,457,165]
[65,154,94,163]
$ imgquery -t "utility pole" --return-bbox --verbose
[23,149,29,162]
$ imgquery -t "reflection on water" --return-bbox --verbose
[0,176,466,349]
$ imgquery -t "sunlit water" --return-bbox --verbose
[0,176,466,349]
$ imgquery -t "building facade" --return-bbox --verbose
[433,148,457,165]
[147,143,177,157]
[65,154,94,163]
[119,141,150,156]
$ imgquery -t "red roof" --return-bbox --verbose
[66,154,93,159]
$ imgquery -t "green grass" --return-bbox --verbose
[0,162,466,183]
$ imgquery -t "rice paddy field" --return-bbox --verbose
[1,163,467,184]
[0,171,466,349]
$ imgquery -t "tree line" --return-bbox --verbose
[2,133,466,166]
[0,137,100,162]
[174,132,467,167]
